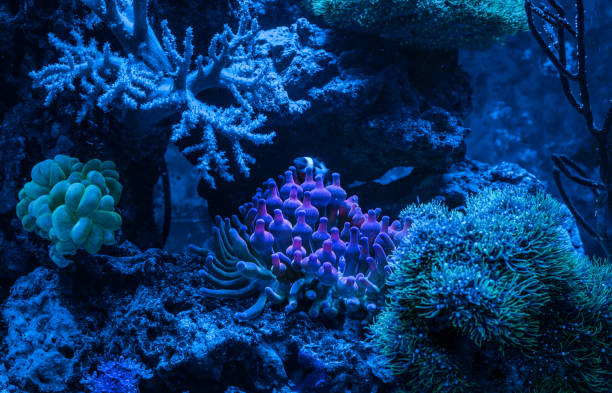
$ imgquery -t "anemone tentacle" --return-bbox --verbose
[196,166,404,321]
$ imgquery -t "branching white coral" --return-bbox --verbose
[30,0,308,186]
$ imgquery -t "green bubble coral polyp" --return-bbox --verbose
[16,155,123,267]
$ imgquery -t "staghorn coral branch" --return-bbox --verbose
[177,28,194,90]
[133,0,148,44]
[30,32,156,117]
[102,0,121,24]
[187,5,259,95]
[83,0,170,71]
[31,0,308,186]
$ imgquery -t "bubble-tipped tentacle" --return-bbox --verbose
[198,167,401,320]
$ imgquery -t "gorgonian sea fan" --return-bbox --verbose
[192,167,411,320]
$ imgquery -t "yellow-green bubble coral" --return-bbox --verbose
[16,154,123,267]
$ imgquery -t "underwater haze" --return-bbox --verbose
[0,0,610,392]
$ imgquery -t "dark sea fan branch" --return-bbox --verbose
[525,0,612,259]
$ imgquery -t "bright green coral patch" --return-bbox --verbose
[16,155,123,267]
[369,187,612,392]
[308,0,528,49]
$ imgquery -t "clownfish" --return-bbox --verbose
[293,156,329,178]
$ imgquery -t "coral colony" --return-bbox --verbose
[30,0,307,187]
[16,155,123,267]
[370,188,612,392]
[192,167,409,320]
[307,0,528,49]
[4,0,612,391]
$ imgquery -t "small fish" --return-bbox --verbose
[347,166,415,189]
[372,166,414,185]
[347,180,367,188]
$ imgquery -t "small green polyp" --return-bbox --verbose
[84,226,104,254]
[52,205,75,242]
[16,154,123,267]
[49,180,70,208]
[76,185,102,216]
[90,210,122,231]
[71,217,93,245]
[65,183,86,211]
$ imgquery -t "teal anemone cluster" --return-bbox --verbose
[369,187,611,392]
[193,167,406,321]
[16,155,123,267]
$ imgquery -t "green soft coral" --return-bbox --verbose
[16,155,123,267]
[369,187,611,392]
[308,0,528,49]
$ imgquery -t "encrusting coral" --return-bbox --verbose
[16,155,122,267]
[307,0,527,50]
[191,166,409,321]
[369,187,612,393]
[82,357,152,393]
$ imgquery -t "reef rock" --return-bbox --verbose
[0,244,396,393]
[201,14,472,219]
[2,267,85,392]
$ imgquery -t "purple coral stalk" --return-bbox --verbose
[193,168,404,321]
